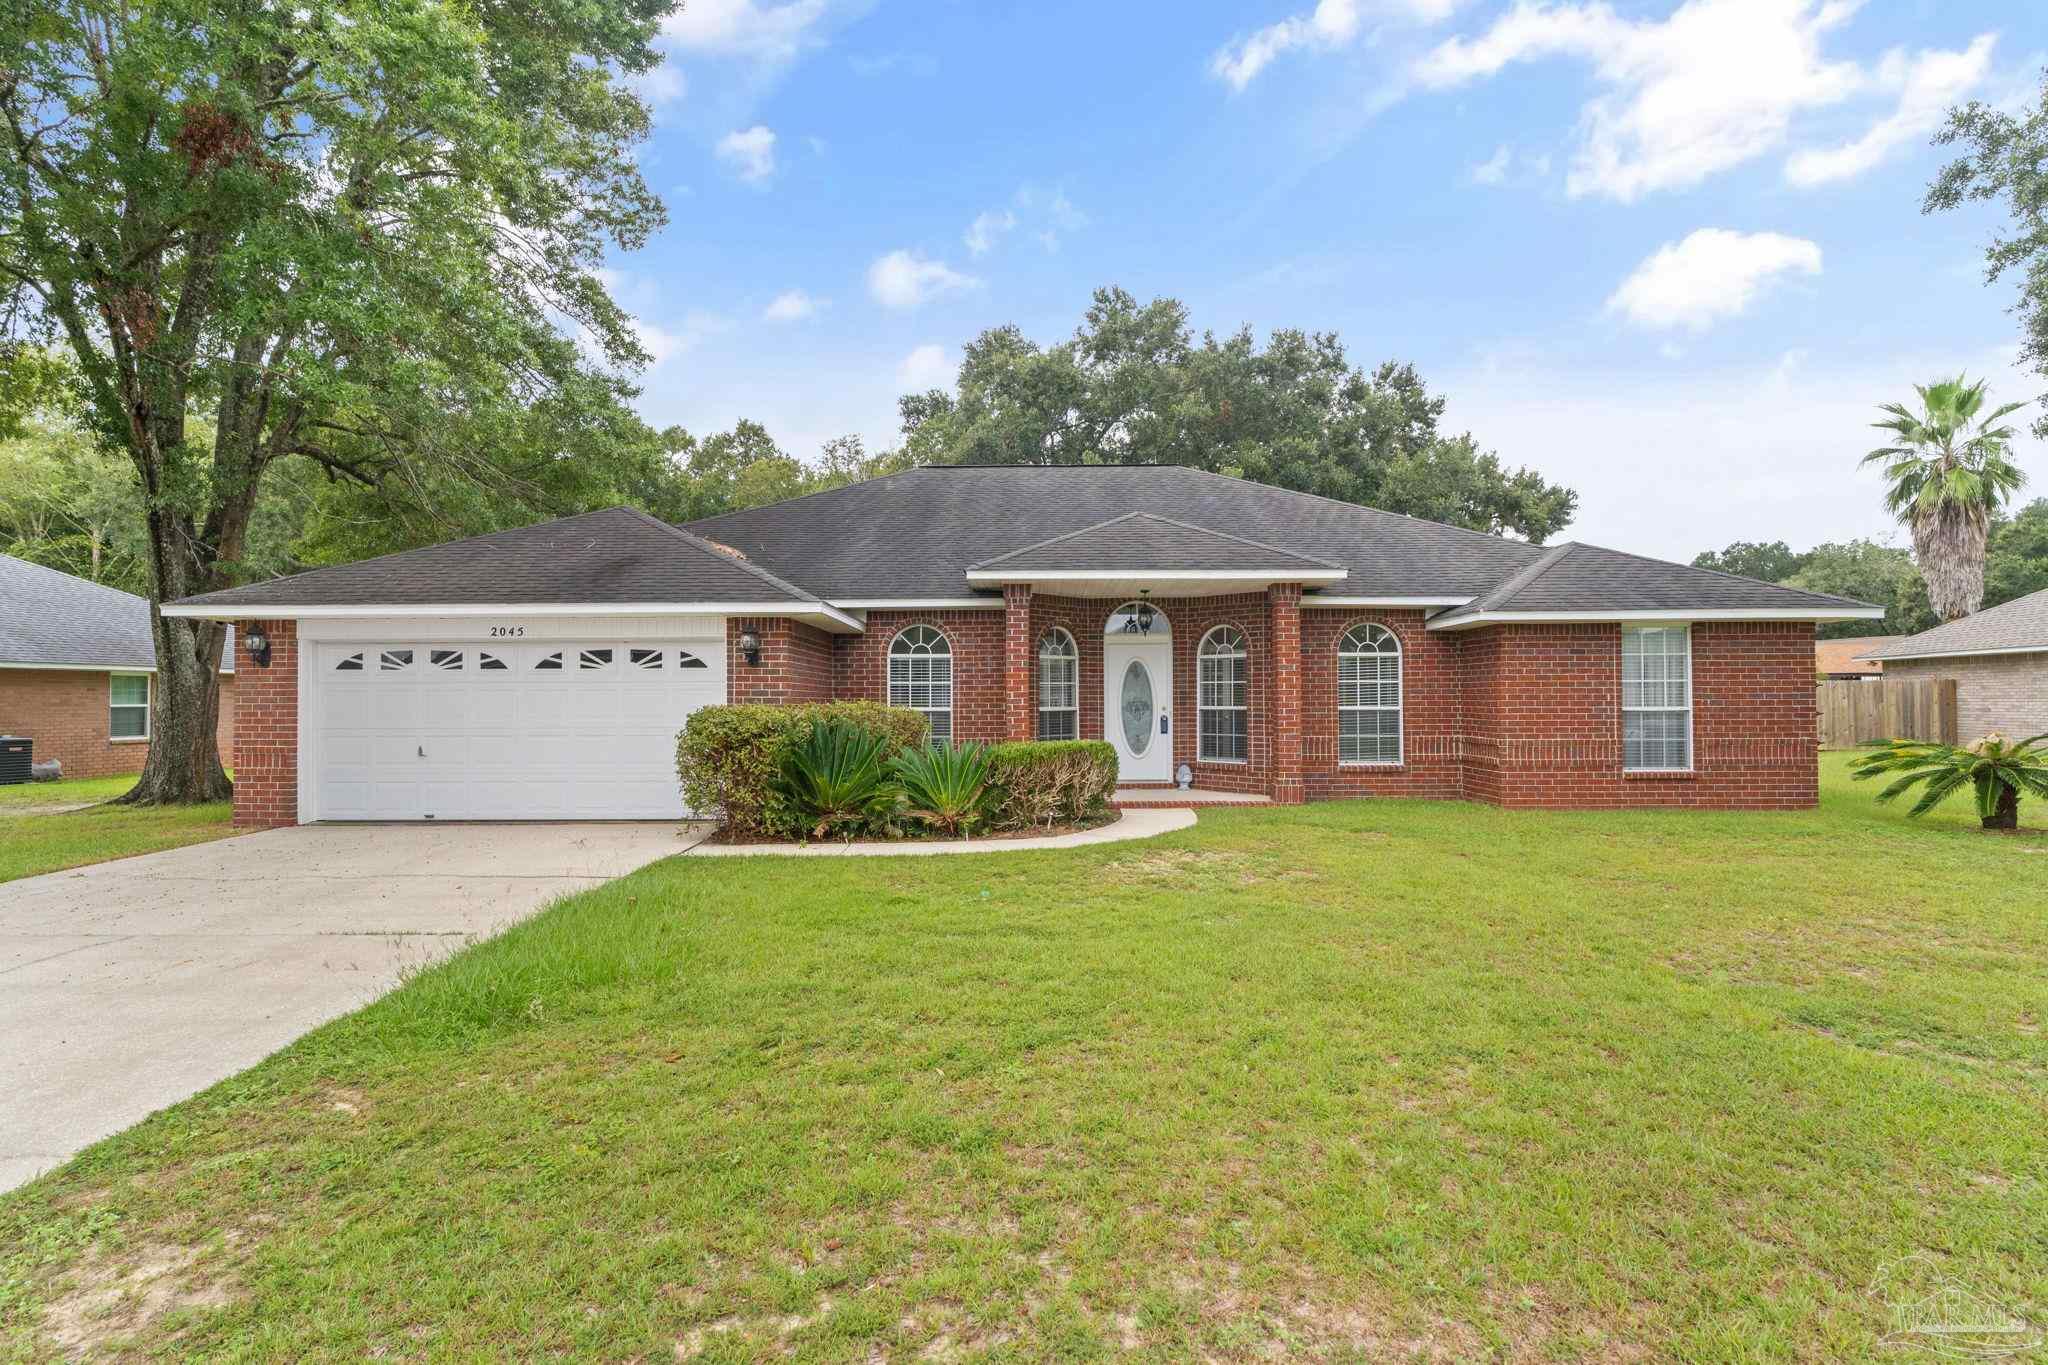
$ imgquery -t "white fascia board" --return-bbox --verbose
[831,598,1004,610]
[1862,643,2048,663]
[964,568,1349,586]
[1304,596,1473,608]
[1427,607,1886,632]
[160,600,866,633]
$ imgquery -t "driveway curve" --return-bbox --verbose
[0,822,701,1192]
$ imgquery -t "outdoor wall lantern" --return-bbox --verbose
[244,624,272,668]
[1135,590,1156,635]
[737,628,763,666]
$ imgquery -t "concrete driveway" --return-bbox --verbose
[0,822,703,1193]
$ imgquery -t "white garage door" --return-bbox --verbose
[312,638,726,820]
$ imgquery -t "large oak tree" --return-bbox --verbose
[0,0,671,802]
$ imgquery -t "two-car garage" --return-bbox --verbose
[307,627,727,821]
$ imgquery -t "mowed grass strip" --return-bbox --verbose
[0,775,141,811]
[2,756,2044,1360]
[0,800,234,884]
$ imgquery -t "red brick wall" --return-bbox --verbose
[1455,621,1817,809]
[1267,585,1304,804]
[0,668,235,779]
[231,620,298,828]
[834,610,1007,740]
[1301,609,1465,801]
[1003,585,1034,741]
[726,617,834,703]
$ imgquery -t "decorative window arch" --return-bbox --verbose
[1105,600,1170,638]
[1037,628,1079,740]
[888,624,953,742]
[1338,623,1402,765]
[1197,626,1249,763]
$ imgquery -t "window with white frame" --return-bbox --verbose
[888,625,953,742]
[1037,628,1078,740]
[1622,625,1691,770]
[109,672,149,740]
[1197,626,1248,762]
[1338,623,1402,765]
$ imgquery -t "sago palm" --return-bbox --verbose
[1862,376,2028,621]
[1851,732,2048,831]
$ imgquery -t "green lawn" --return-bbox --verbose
[0,773,141,810]
[3,755,2044,1361]
[0,788,235,884]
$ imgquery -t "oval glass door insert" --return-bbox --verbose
[1120,660,1154,755]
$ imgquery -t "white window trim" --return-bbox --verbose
[109,670,151,743]
[887,624,954,743]
[1036,628,1079,741]
[1622,624,1694,773]
[1196,625,1249,765]
[1337,623,1403,768]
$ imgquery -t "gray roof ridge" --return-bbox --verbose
[967,509,1345,571]
[681,464,935,534]
[1460,541,1580,613]
[1165,464,1556,556]
[614,505,821,602]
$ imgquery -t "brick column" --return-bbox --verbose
[1003,583,1034,741]
[1267,583,1304,804]
[232,618,299,828]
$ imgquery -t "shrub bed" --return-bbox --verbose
[676,703,928,837]
[987,740,1118,831]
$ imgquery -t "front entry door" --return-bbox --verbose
[1103,638,1173,782]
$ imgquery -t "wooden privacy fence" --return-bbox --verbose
[1816,678,1958,749]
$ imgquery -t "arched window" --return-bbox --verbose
[1197,626,1248,763]
[888,625,953,742]
[1338,623,1402,765]
[1037,628,1079,740]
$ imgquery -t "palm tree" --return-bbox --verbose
[1863,377,2028,621]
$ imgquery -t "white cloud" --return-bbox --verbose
[715,126,778,184]
[1470,144,1512,184]
[664,0,829,62]
[1211,0,1458,91]
[762,289,821,322]
[964,209,1016,257]
[1415,0,1881,202]
[1785,34,1995,187]
[897,343,953,391]
[866,250,980,310]
[1606,228,1822,331]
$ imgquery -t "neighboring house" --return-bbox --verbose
[1858,587,2048,741]
[0,555,235,779]
[160,466,1882,828]
[1816,636,1894,680]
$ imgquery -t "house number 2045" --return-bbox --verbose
[489,626,526,638]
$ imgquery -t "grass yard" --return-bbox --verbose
[2,754,2044,1360]
[0,781,235,884]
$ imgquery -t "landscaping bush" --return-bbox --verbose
[775,719,899,840]
[676,702,928,836]
[890,741,997,836]
[987,740,1118,830]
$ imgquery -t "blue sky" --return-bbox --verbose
[607,0,2048,561]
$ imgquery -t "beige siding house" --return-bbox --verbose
[1860,587,2048,741]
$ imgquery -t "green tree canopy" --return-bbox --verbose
[1690,540,1806,584]
[893,287,1577,543]
[0,0,674,800]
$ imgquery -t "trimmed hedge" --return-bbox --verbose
[987,740,1118,830]
[677,702,929,837]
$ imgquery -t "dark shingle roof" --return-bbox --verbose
[1860,586,2048,660]
[968,512,1344,574]
[1429,542,1877,623]
[170,506,818,610]
[1,554,158,669]
[686,465,1545,599]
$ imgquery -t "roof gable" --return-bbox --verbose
[1428,542,1880,626]
[0,555,157,670]
[968,512,1344,574]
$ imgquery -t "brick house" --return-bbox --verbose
[160,466,1882,828]
[0,555,235,780]
[1859,586,2048,740]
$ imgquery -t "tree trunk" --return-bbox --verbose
[122,610,234,805]
[1911,499,1989,622]
[1981,783,2020,831]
